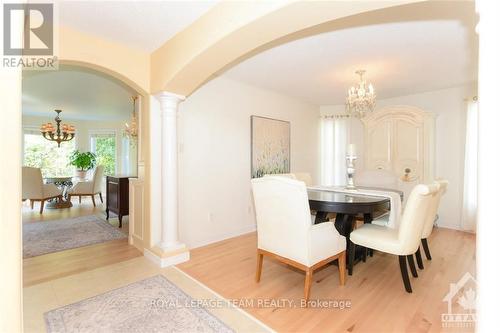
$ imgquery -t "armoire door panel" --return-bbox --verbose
[366,120,392,170]
[393,119,423,180]
[362,106,435,184]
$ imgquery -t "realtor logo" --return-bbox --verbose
[442,272,476,328]
[3,3,53,55]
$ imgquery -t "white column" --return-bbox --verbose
[156,92,185,251]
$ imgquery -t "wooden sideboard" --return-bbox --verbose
[106,175,135,228]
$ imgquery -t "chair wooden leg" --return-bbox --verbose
[415,247,424,270]
[68,194,71,202]
[421,238,432,260]
[407,254,418,278]
[39,200,45,214]
[304,268,313,303]
[99,192,103,203]
[362,247,367,262]
[348,241,355,276]
[398,256,412,293]
[79,195,81,204]
[338,251,346,286]
[255,252,264,282]
[30,200,34,209]
[91,195,96,207]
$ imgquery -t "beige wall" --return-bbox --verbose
[177,77,319,248]
[0,27,23,333]
[320,83,477,230]
[60,26,150,94]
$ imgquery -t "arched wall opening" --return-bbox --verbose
[21,60,151,252]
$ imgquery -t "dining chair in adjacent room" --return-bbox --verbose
[68,165,104,207]
[414,179,449,269]
[251,176,346,302]
[349,183,439,293]
[22,167,63,214]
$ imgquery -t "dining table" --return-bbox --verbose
[307,187,403,274]
[44,176,74,208]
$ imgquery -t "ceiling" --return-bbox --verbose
[222,1,478,105]
[58,0,218,52]
[23,65,136,121]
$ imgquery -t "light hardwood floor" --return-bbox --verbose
[178,228,476,333]
[22,199,142,287]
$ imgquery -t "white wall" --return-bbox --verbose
[178,77,319,248]
[22,115,138,176]
[320,83,477,230]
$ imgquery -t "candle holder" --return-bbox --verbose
[346,155,357,190]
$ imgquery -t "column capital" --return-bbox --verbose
[155,91,186,106]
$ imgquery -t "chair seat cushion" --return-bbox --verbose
[68,181,94,194]
[350,224,404,256]
[371,214,389,227]
[42,184,62,199]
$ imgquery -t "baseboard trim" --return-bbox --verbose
[189,224,256,249]
[144,248,190,267]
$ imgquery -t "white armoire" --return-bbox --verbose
[361,105,435,191]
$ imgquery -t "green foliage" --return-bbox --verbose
[69,151,97,171]
[93,136,116,176]
[24,134,75,177]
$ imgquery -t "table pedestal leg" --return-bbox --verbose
[364,213,374,257]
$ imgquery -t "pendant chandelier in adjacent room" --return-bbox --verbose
[40,109,75,147]
[345,69,376,117]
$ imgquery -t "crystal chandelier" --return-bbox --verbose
[345,69,376,117]
[40,110,75,147]
[124,96,138,140]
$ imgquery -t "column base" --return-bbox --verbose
[144,245,190,268]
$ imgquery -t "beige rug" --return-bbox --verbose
[45,274,233,333]
[23,257,272,333]
[23,215,126,258]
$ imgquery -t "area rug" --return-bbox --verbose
[23,215,126,258]
[44,274,234,333]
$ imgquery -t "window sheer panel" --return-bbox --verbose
[320,117,348,186]
[462,99,478,232]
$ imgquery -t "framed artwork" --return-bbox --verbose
[251,115,290,178]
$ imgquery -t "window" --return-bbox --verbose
[23,128,76,177]
[90,131,117,176]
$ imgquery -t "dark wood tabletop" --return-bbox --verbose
[307,187,403,274]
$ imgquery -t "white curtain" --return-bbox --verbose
[321,115,348,186]
[462,98,478,232]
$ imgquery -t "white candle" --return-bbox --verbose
[348,143,357,157]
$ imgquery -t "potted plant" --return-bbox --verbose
[69,150,97,180]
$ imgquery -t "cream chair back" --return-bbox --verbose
[397,183,439,255]
[294,172,313,186]
[92,165,104,194]
[264,173,296,180]
[421,179,449,239]
[22,167,43,199]
[357,169,398,189]
[251,176,312,265]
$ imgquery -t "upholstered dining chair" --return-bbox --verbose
[349,183,439,293]
[414,179,449,269]
[22,167,63,214]
[251,176,346,302]
[293,172,313,186]
[68,165,104,207]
